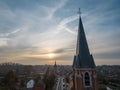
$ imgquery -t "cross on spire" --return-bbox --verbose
[78,8,81,16]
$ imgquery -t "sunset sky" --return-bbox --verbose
[0,0,120,65]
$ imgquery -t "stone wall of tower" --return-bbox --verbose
[73,69,98,90]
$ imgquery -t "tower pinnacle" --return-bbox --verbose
[78,8,81,17]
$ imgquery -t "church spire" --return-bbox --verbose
[76,8,90,56]
[73,9,95,68]
[72,9,98,90]
[78,8,81,17]
[54,60,57,67]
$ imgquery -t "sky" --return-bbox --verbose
[0,0,120,65]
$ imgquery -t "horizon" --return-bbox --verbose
[0,0,120,65]
[1,62,120,66]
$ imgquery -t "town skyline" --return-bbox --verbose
[0,0,120,65]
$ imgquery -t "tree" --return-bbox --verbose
[43,67,55,90]
[3,70,18,89]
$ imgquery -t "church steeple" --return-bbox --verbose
[72,9,98,90]
[54,60,57,67]
[73,9,95,68]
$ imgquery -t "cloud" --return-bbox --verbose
[0,0,71,64]
[80,5,120,65]
[0,0,120,65]
[58,15,78,34]
[94,49,120,59]
[0,38,9,47]
[59,15,78,25]
[0,29,22,37]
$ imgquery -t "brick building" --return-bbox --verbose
[72,9,98,90]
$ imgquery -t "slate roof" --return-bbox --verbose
[73,15,95,69]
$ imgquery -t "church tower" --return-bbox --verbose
[72,9,98,90]
[54,60,57,75]
[54,60,57,68]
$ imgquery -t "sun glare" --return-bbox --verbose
[47,53,54,58]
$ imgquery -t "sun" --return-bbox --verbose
[47,53,55,58]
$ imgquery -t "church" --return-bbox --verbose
[72,9,98,90]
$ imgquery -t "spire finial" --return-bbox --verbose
[78,8,81,17]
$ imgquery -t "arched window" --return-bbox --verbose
[84,72,90,86]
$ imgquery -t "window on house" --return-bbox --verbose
[84,72,90,86]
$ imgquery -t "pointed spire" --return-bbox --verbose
[76,9,90,56]
[78,8,81,17]
[73,9,95,68]
[54,60,57,67]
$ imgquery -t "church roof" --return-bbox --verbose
[73,12,95,69]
